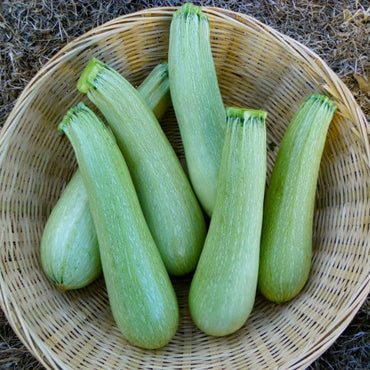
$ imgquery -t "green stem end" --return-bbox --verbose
[226,107,267,124]
[77,58,106,93]
[58,102,89,133]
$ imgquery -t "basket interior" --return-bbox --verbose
[0,7,369,369]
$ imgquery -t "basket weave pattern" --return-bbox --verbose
[0,7,369,369]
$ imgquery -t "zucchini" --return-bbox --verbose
[189,108,267,336]
[77,58,206,276]
[258,94,337,303]
[58,102,179,349]
[168,3,226,216]
[40,171,100,290]
[136,61,171,119]
[40,62,171,290]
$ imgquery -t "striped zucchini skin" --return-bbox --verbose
[189,108,267,336]
[58,103,179,349]
[168,3,226,216]
[40,171,100,290]
[78,58,206,276]
[258,94,337,304]
[136,61,171,119]
[40,63,171,290]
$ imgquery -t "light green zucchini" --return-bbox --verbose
[168,3,226,216]
[77,58,206,276]
[40,171,100,290]
[40,62,171,290]
[58,102,179,349]
[189,108,267,336]
[258,94,337,303]
[136,61,171,119]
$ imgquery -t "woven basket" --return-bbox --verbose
[0,6,369,369]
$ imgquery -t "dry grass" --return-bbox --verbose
[0,0,368,368]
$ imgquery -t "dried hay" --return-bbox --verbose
[0,0,368,369]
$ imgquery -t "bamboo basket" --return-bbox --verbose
[0,6,369,369]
